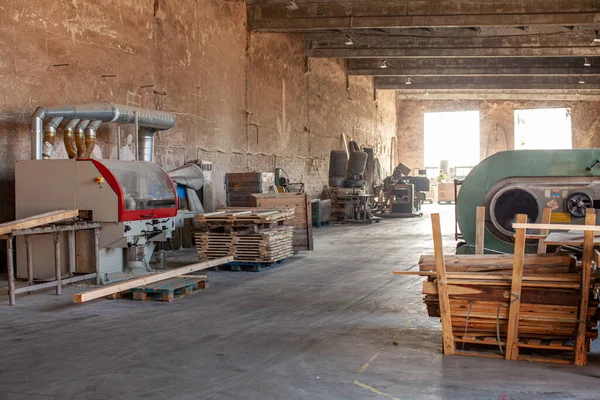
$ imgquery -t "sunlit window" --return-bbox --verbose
[514,108,572,150]
[424,111,480,180]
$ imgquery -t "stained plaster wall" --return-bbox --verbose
[0,0,396,223]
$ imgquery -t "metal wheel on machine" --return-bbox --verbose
[566,192,593,218]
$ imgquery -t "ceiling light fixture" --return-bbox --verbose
[285,0,299,11]
[380,60,389,69]
[585,58,591,67]
[594,31,600,43]
[579,75,586,84]
[345,35,354,46]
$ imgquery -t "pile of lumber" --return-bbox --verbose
[417,253,597,344]
[394,213,600,365]
[196,209,294,231]
[195,208,295,264]
[251,193,313,251]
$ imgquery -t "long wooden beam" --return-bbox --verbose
[308,30,596,49]
[307,46,600,59]
[251,12,600,32]
[73,256,233,303]
[375,76,600,90]
[351,67,600,77]
[350,57,600,69]
[392,90,600,101]
[0,210,79,236]
[349,57,600,75]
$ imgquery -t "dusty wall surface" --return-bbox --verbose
[248,34,396,196]
[395,98,600,172]
[0,1,396,222]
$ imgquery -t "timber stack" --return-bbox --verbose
[195,209,295,264]
[394,213,600,365]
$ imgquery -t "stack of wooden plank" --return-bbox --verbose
[196,209,295,232]
[394,213,600,365]
[417,254,597,345]
[195,208,295,264]
[251,193,313,251]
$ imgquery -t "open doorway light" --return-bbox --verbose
[514,108,572,150]
[424,110,480,179]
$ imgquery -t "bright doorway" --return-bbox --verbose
[424,110,480,180]
[514,108,572,150]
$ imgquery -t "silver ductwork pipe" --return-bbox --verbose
[42,117,64,159]
[31,102,176,161]
[138,127,156,162]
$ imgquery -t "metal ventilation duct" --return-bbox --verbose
[30,101,176,161]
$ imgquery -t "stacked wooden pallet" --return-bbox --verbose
[251,193,313,251]
[394,213,600,365]
[196,209,295,230]
[195,208,295,264]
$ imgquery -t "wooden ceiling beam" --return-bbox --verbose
[374,75,600,90]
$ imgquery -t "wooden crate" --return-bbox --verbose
[251,193,313,251]
[437,182,459,203]
[226,173,275,207]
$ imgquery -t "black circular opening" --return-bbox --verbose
[493,188,539,233]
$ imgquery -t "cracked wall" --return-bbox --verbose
[0,0,396,222]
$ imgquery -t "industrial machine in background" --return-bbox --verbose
[16,102,194,283]
[328,148,379,223]
[374,163,430,218]
[456,149,600,254]
[274,167,305,193]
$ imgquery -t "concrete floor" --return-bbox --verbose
[0,204,599,400]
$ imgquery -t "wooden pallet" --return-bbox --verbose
[106,276,209,302]
[213,259,287,272]
[196,208,295,226]
[195,226,294,264]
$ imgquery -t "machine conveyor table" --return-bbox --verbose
[544,231,600,246]
[2,221,102,305]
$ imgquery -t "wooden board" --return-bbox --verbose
[575,210,596,365]
[251,193,313,251]
[431,213,455,355]
[506,214,526,360]
[73,256,233,303]
[475,206,485,254]
[0,210,79,236]
[537,208,552,254]
[544,231,600,246]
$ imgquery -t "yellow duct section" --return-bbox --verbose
[83,120,101,158]
[74,120,90,158]
[63,119,80,159]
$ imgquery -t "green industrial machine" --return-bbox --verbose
[456,149,600,254]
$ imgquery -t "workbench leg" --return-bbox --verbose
[54,233,61,296]
[6,237,15,306]
[68,230,76,277]
[25,235,33,285]
[94,228,101,285]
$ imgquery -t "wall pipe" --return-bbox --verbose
[31,102,176,161]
